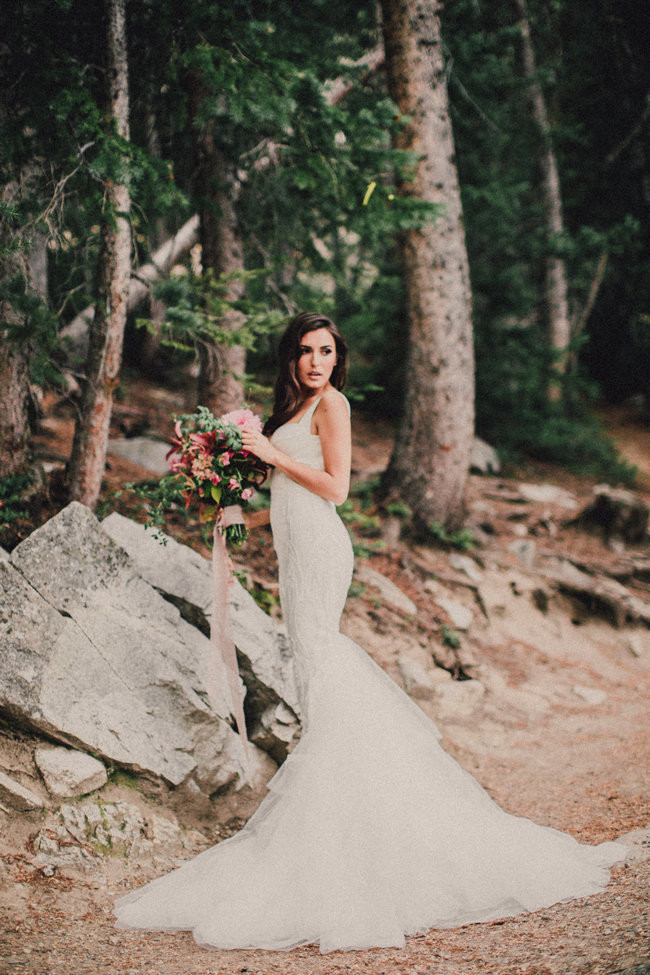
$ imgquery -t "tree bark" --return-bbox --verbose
[194,158,247,415]
[0,342,31,477]
[188,73,247,416]
[0,177,48,478]
[68,0,131,508]
[514,0,570,373]
[381,0,475,530]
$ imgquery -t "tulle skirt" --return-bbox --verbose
[114,630,626,953]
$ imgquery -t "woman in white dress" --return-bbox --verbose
[114,312,625,953]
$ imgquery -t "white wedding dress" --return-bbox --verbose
[114,396,626,953]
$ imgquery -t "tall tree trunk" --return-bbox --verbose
[69,0,131,508]
[0,343,31,477]
[0,187,30,477]
[514,0,570,376]
[380,0,475,530]
[195,153,247,415]
[0,178,47,477]
[188,76,246,415]
[138,94,167,374]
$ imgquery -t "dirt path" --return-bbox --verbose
[2,855,648,975]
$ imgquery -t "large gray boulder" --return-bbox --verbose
[2,503,246,792]
[107,436,171,475]
[101,512,300,761]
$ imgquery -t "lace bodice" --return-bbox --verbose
[269,395,354,707]
[269,397,326,470]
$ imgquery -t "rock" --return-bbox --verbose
[429,665,453,684]
[470,437,501,475]
[241,743,280,793]
[0,770,44,811]
[572,684,608,706]
[52,798,208,871]
[32,824,102,874]
[448,553,483,583]
[508,538,537,569]
[541,558,650,629]
[623,632,649,658]
[101,512,301,760]
[32,798,186,874]
[355,564,417,616]
[517,483,579,510]
[397,655,435,698]
[436,597,474,631]
[434,679,486,721]
[3,503,245,793]
[107,436,171,475]
[0,546,9,562]
[249,702,299,764]
[34,746,107,798]
[574,485,649,544]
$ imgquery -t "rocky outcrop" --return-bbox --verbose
[101,512,301,761]
[31,798,206,876]
[574,484,649,544]
[34,746,107,799]
[0,769,44,811]
[540,557,650,628]
[0,502,297,796]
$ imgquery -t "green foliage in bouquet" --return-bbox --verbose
[131,406,268,547]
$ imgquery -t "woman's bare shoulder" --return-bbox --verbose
[319,387,350,418]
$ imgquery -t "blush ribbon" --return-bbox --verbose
[211,505,250,778]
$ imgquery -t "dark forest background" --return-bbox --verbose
[1,0,648,533]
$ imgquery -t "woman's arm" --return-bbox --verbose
[241,391,351,506]
[244,508,271,529]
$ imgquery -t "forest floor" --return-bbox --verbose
[1,380,649,975]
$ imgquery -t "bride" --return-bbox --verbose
[114,312,625,953]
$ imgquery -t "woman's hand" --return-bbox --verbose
[241,426,277,465]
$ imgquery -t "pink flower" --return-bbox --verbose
[218,450,232,466]
[228,478,239,491]
[191,454,213,479]
[221,408,263,432]
[210,472,221,486]
[241,487,253,501]
[189,431,216,452]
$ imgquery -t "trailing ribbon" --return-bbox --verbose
[211,505,250,778]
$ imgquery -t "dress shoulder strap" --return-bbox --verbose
[301,391,349,425]
[301,396,321,425]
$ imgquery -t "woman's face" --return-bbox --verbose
[295,328,337,393]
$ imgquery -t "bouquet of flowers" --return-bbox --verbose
[164,405,268,545]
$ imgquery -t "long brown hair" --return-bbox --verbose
[264,312,348,436]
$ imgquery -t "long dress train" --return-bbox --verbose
[114,396,626,953]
